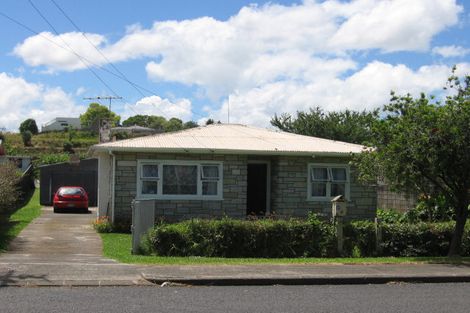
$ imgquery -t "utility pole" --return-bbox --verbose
[83,96,122,111]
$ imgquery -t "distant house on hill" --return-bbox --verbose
[42,117,81,132]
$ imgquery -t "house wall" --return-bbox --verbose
[271,156,377,220]
[112,153,377,223]
[113,152,247,223]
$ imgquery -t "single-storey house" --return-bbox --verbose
[90,124,377,223]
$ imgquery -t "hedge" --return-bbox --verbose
[140,217,470,258]
[141,217,336,258]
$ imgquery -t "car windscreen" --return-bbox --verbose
[58,188,84,196]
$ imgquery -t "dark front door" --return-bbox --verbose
[247,163,268,216]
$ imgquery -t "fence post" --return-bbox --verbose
[336,216,344,256]
[375,217,383,255]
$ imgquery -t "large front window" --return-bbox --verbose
[308,164,349,200]
[137,160,223,199]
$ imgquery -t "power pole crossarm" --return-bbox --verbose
[83,96,122,111]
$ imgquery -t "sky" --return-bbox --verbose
[0,0,469,131]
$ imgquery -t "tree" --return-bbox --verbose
[164,118,184,132]
[80,103,120,129]
[271,108,379,144]
[19,118,38,135]
[356,70,470,256]
[183,121,199,129]
[122,115,167,130]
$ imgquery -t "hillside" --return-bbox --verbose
[2,130,98,161]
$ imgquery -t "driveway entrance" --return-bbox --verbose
[0,207,145,286]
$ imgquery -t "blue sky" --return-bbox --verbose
[1,0,469,131]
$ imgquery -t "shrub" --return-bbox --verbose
[0,162,21,212]
[21,130,32,146]
[343,221,376,257]
[92,216,114,233]
[377,208,406,224]
[63,141,74,153]
[380,222,460,257]
[141,217,336,258]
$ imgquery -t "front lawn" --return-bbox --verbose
[100,232,470,265]
[0,189,41,252]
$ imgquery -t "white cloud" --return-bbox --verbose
[328,0,462,52]
[13,0,461,73]
[432,45,470,58]
[13,32,106,72]
[10,0,466,129]
[122,95,192,122]
[206,62,470,127]
[0,73,84,131]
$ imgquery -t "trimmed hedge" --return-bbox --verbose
[140,217,470,258]
[141,217,336,258]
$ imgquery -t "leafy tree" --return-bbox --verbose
[19,118,39,135]
[355,70,470,256]
[122,114,166,130]
[205,118,215,125]
[183,121,199,129]
[80,103,120,129]
[21,130,32,146]
[164,118,184,132]
[271,108,379,144]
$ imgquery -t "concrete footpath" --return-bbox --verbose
[2,207,470,287]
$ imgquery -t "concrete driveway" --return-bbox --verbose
[0,207,148,286]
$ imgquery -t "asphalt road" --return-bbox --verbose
[1,283,470,313]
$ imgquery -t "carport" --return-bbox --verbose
[39,158,98,206]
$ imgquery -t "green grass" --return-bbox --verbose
[100,232,470,265]
[0,189,42,252]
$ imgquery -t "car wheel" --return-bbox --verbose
[82,207,89,213]
[53,206,60,213]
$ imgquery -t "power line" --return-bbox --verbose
[27,0,121,99]
[0,7,205,120]
[50,0,146,99]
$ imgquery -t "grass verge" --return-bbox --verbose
[0,189,42,252]
[100,232,470,265]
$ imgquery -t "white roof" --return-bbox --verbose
[91,124,365,156]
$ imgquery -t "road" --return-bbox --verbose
[1,283,470,313]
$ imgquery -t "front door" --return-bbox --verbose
[247,163,268,216]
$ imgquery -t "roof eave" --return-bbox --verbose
[90,146,361,157]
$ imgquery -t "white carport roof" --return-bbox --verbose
[90,124,366,156]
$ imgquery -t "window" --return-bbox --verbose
[137,160,223,199]
[201,164,220,196]
[307,164,349,200]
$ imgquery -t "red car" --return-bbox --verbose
[53,186,89,213]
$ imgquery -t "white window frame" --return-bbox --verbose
[136,160,223,200]
[307,163,350,201]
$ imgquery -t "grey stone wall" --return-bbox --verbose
[113,152,247,223]
[271,156,377,220]
[113,152,377,223]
